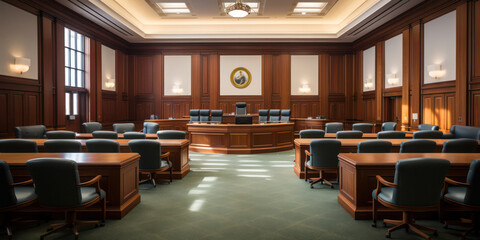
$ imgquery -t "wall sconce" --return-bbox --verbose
[427,64,446,79]
[172,83,184,94]
[298,83,311,94]
[11,57,31,74]
[364,78,374,90]
[104,76,115,89]
[386,73,400,85]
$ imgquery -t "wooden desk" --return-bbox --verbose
[222,114,259,124]
[291,118,384,135]
[323,133,413,139]
[337,153,480,220]
[145,118,190,131]
[76,133,157,139]
[2,152,140,219]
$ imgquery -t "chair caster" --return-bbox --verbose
[330,185,334,189]
[371,221,377,227]
[386,232,391,238]
[310,185,314,189]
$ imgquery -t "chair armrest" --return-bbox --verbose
[375,175,397,198]
[305,150,311,157]
[160,152,170,159]
[11,179,34,186]
[78,175,102,187]
[445,177,470,187]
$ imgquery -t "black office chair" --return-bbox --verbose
[352,123,374,133]
[258,109,268,123]
[113,123,135,133]
[86,139,120,153]
[280,110,291,122]
[305,139,341,189]
[189,109,200,123]
[199,109,210,122]
[92,131,118,139]
[413,130,444,139]
[382,122,397,131]
[377,131,406,139]
[357,140,392,153]
[26,158,106,240]
[442,139,478,153]
[46,130,76,139]
[0,139,38,153]
[399,139,437,153]
[211,110,223,123]
[372,158,450,239]
[0,160,37,240]
[156,130,186,139]
[44,140,82,153]
[418,124,440,131]
[143,122,159,134]
[299,130,325,139]
[269,109,281,121]
[336,130,363,139]
[14,125,47,139]
[325,122,344,133]
[81,122,102,133]
[236,102,247,115]
[128,140,172,186]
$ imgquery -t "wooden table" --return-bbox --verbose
[338,153,480,220]
[76,133,157,139]
[293,138,480,179]
[2,152,140,219]
[323,133,413,139]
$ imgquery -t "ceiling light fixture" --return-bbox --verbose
[226,0,251,18]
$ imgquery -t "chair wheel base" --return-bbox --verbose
[330,185,334,189]
[310,185,314,189]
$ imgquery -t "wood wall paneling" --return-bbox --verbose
[41,16,54,128]
[456,3,468,126]
[401,29,411,130]
[475,1,480,79]
[410,23,422,129]
[375,42,384,121]
[319,54,330,117]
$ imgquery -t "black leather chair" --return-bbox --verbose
[280,110,291,122]
[304,139,341,189]
[211,110,223,123]
[113,123,135,133]
[299,130,325,139]
[143,122,159,134]
[81,122,102,133]
[357,140,392,153]
[156,130,186,139]
[418,124,440,131]
[128,140,172,186]
[14,125,47,139]
[377,131,406,139]
[199,109,210,122]
[46,130,76,139]
[400,139,437,153]
[0,139,38,153]
[26,158,106,239]
[442,139,478,153]
[236,102,247,115]
[336,130,363,139]
[189,109,200,123]
[269,109,281,121]
[86,139,120,153]
[258,110,268,123]
[413,130,444,139]
[0,160,37,240]
[372,158,450,239]
[382,122,397,131]
[92,131,118,139]
[44,140,82,153]
[124,132,146,139]
[325,122,344,133]
[445,125,480,140]
[352,123,374,133]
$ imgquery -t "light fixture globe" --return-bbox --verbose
[226,0,251,18]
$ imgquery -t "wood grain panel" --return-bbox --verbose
[446,94,455,129]
[0,93,8,136]
[134,55,153,95]
[456,3,468,125]
[319,54,330,117]
[422,95,433,125]
[25,94,39,126]
[401,29,410,130]
[230,133,249,147]
[41,16,54,128]
[252,132,274,147]
[475,1,480,78]
[329,55,345,94]
[410,23,421,129]
[472,91,480,127]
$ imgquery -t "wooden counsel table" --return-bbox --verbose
[323,133,413,139]
[2,152,140,219]
[188,123,294,154]
[338,153,480,220]
[76,133,158,139]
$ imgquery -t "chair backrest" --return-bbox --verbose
[418,124,440,131]
[92,131,118,139]
[336,130,363,139]
[399,139,437,153]
[86,139,120,153]
[124,132,146,139]
[309,139,341,168]
[357,140,392,153]
[280,110,291,122]
[128,140,162,170]
[258,109,268,122]
[236,102,247,115]
[377,131,406,139]
[0,160,16,207]
[0,139,38,153]
[465,159,480,205]
[199,109,210,122]
[325,122,344,133]
[26,158,82,207]
[382,122,397,131]
[352,123,374,133]
[299,129,325,139]
[413,130,444,139]
[157,130,186,139]
[391,158,450,206]
[81,122,102,133]
[46,130,76,139]
[113,123,135,133]
[269,109,281,121]
[143,122,159,134]
[210,110,223,123]
[449,125,480,140]
[14,125,47,139]
[190,109,200,123]
[44,140,82,153]
[442,139,478,153]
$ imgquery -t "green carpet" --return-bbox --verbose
[10,150,468,239]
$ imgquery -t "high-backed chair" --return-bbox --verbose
[81,122,102,133]
[128,140,172,186]
[44,140,82,153]
[143,122,159,134]
[377,131,406,139]
[413,130,444,139]
[382,122,397,131]
[280,110,291,122]
[211,110,223,123]
[447,125,480,140]
[199,109,210,122]
[418,124,440,131]
[399,139,437,153]
[357,140,392,153]
[325,122,344,133]
[352,123,374,133]
[336,130,363,139]
[156,130,186,139]
[14,125,47,139]
[26,158,106,239]
[0,160,37,240]
[372,158,450,239]
[92,131,118,139]
[269,109,281,121]
[442,139,478,153]
[46,130,76,139]
[189,109,200,123]
[258,110,268,123]
[86,139,120,153]
[124,132,146,139]
[304,139,341,189]
[236,102,247,115]
[0,139,38,153]
[113,123,135,133]
[299,130,325,139]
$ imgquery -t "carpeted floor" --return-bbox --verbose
[9,150,471,239]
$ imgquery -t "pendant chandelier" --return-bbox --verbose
[226,0,251,18]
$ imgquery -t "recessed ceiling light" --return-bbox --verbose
[296,2,327,8]
[157,2,187,8]
[301,12,306,15]
[163,8,190,13]
[293,8,322,13]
